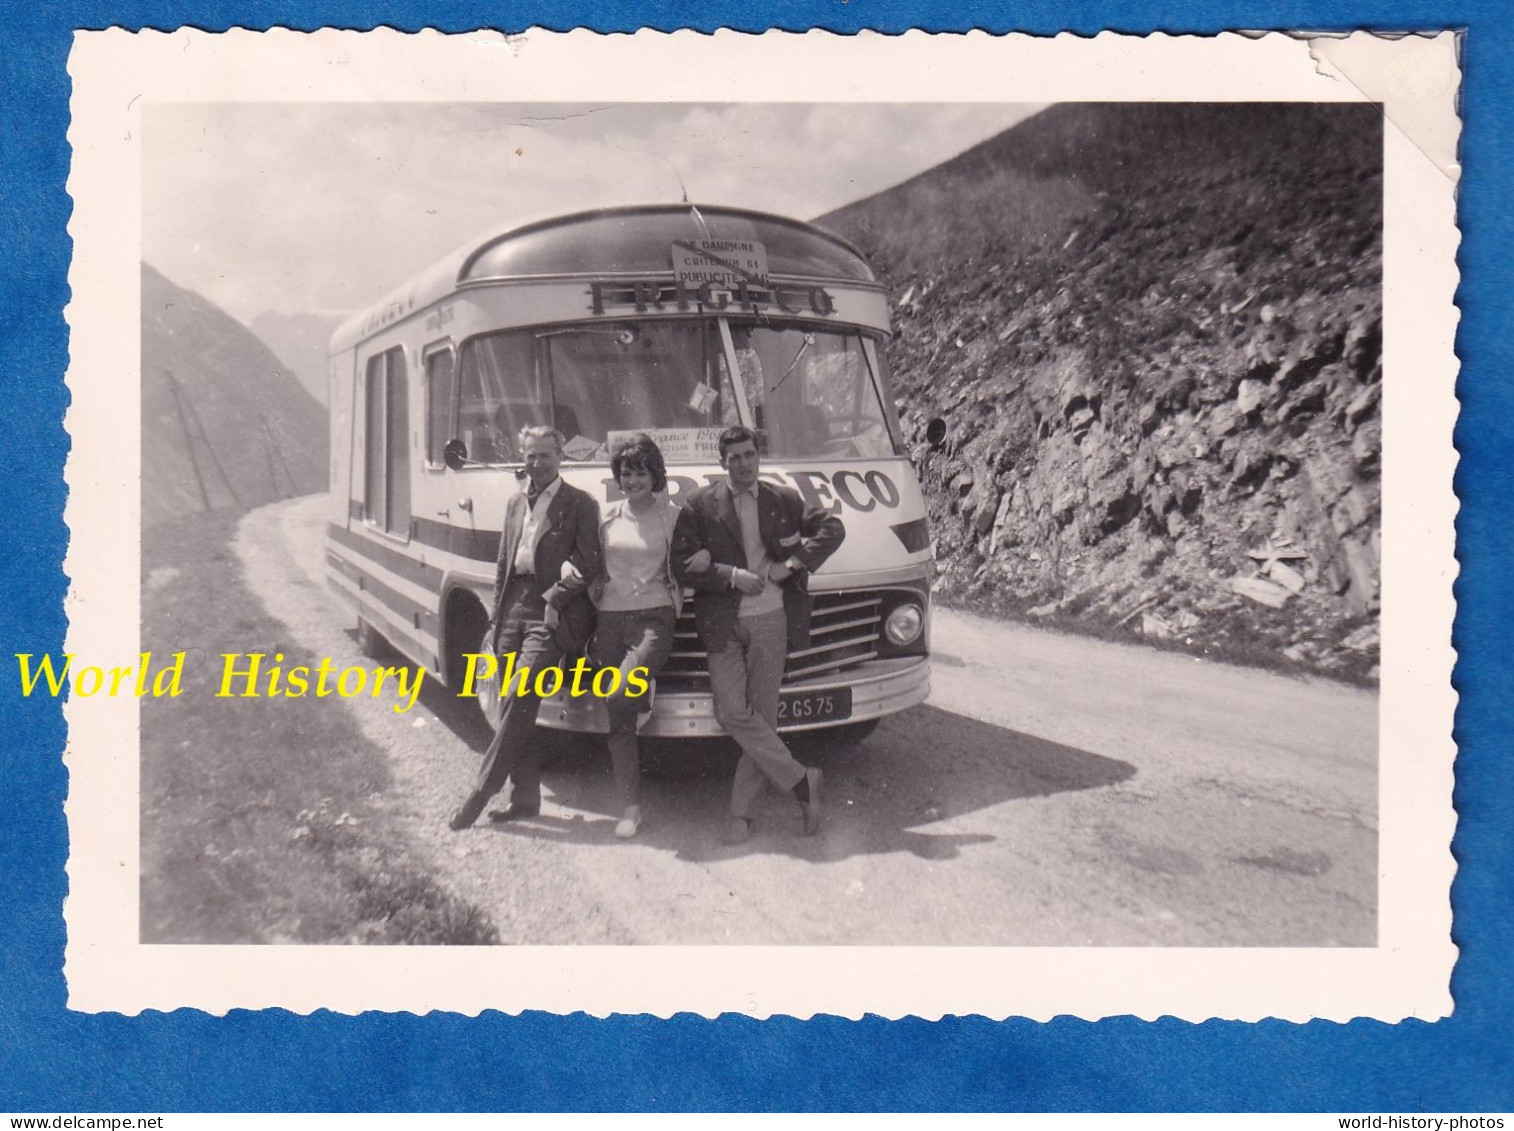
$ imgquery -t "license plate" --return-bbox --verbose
[777,687,852,725]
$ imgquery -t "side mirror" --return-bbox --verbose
[925,417,948,449]
[443,438,468,471]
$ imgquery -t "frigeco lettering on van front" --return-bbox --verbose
[588,278,836,317]
[600,468,900,515]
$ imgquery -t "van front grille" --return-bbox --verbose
[659,589,884,690]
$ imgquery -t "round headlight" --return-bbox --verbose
[884,603,924,646]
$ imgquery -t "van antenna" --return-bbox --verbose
[654,151,694,210]
[612,143,696,212]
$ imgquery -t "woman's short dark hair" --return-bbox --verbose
[609,433,667,493]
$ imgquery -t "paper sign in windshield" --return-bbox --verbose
[671,239,769,287]
[561,434,602,461]
[606,427,725,463]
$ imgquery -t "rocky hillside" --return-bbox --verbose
[819,104,1382,681]
[141,263,329,527]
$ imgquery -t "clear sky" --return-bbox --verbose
[142,102,1043,325]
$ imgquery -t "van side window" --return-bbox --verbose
[363,356,386,527]
[362,346,410,535]
[424,347,456,467]
[457,329,542,462]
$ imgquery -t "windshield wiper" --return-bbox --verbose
[769,333,814,395]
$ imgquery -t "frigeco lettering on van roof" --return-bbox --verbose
[360,285,419,335]
[588,278,836,317]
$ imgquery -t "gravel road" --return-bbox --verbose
[238,495,1377,946]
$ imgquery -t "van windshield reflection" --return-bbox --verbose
[453,319,897,463]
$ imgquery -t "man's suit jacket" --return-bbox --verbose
[673,478,845,650]
[492,478,603,654]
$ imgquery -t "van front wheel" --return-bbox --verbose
[355,617,387,659]
[443,596,499,731]
[473,625,505,731]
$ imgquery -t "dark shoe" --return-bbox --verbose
[802,767,823,836]
[722,815,754,845]
[448,791,489,831]
[488,801,541,823]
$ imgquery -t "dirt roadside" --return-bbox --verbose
[228,494,1376,947]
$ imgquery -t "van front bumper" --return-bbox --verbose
[533,654,930,737]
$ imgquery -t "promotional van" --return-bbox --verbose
[326,204,932,738]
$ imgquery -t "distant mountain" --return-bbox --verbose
[249,309,344,407]
[818,103,1383,681]
[141,263,329,528]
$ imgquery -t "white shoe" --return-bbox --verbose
[614,805,643,839]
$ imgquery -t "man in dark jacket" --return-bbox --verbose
[675,426,846,843]
[450,425,602,830]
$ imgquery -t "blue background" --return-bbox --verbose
[1,2,1508,1113]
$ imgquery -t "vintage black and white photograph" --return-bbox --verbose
[62,29,1457,1019]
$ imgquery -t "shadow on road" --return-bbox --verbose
[454,703,1137,867]
[364,628,499,751]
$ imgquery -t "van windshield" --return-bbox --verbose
[455,319,897,463]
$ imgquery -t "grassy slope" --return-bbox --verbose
[140,508,496,944]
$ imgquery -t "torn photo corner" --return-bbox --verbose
[61,28,1458,1020]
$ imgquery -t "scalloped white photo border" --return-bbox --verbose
[62,28,1459,1020]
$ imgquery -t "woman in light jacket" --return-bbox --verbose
[589,434,703,838]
